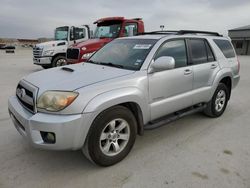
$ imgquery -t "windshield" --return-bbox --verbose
[94,22,121,38]
[55,26,69,40]
[88,39,157,71]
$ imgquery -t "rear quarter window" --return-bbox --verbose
[213,39,236,58]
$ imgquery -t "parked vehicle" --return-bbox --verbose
[0,44,6,49]
[0,45,15,50]
[8,30,240,166]
[33,25,91,69]
[66,17,144,64]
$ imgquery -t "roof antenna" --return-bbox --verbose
[160,25,165,31]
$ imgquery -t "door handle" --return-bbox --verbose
[211,64,217,69]
[184,69,192,75]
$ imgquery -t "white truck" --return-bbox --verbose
[33,25,91,69]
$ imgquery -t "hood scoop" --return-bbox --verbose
[61,67,74,72]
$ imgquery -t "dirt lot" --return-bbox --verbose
[0,49,250,188]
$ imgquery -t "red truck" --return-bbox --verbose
[66,17,145,64]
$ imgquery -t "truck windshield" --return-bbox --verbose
[88,39,157,71]
[94,23,121,38]
[55,26,69,40]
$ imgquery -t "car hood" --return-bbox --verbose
[23,63,134,94]
[71,38,112,49]
[35,40,67,48]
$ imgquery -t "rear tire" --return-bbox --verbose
[204,83,229,118]
[83,106,137,166]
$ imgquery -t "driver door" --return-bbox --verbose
[69,26,88,45]
[148,39,193,121]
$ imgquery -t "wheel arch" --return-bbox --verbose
[51,53,66,63]
[83,87,150,135]
[211,69,233,101]
[219,76,232,100]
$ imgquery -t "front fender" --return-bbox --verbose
[83,87,150,124]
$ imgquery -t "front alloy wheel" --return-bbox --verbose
[84,106,137,166]
[99,118,130,157]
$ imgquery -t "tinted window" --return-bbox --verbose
[155,40,187,68]
[189,39,207,64]
[205,41,216,62]
[89,39,157,71]
[124,23,138,37]
[213,39,236,58]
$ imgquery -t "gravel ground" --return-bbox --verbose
[0,49,250,188]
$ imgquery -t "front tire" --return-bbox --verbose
[204,83,229,118]
[52,56,67,67]
[84,106,137,166]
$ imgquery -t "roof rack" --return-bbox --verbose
[177,30,223,37]
[137,30,179,35]
[138,30,223,37]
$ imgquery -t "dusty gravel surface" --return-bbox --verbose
[0,49,249,188]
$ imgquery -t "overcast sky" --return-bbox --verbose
[0,0,250,39]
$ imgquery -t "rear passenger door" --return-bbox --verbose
[187,39,220,104]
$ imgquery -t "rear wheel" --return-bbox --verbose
[52,56,67,67]
[204,83,229,117]
[83,106,137,166]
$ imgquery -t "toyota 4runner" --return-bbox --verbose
[8,30,240,166]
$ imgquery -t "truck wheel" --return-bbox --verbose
[52,56,67,67]
[204,83,229,118]
[84,106,137,166]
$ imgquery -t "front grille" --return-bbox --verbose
[33,46,43,58]
[16,81,38,113]
[67,48,79,60]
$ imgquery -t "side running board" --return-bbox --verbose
[144,104,206,130]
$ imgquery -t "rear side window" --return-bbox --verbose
[189,39,208,64]
[213,39,236,58]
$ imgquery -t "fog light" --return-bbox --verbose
[40,131,56,144]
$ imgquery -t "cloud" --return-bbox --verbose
[0,0,250,38]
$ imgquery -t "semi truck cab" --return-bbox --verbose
[66,17,145,64]
[33,25,91,69]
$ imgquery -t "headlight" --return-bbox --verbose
[37,91,78,112]
[43,50,54,56]
[81,52,95,59]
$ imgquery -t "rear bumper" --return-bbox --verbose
[33,57,52,65]
[8,96,93,150]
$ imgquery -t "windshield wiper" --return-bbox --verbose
[85,60,101,65]
[86,60,124,69]
[99,62,124,69]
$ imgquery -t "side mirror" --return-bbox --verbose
[127,26,134,37]
[70,26,75,41]
[150,56,175,73]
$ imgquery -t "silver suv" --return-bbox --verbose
[8,30,240,166]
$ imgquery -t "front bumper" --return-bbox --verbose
[8,96,92,150]
[33,57,52,65]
